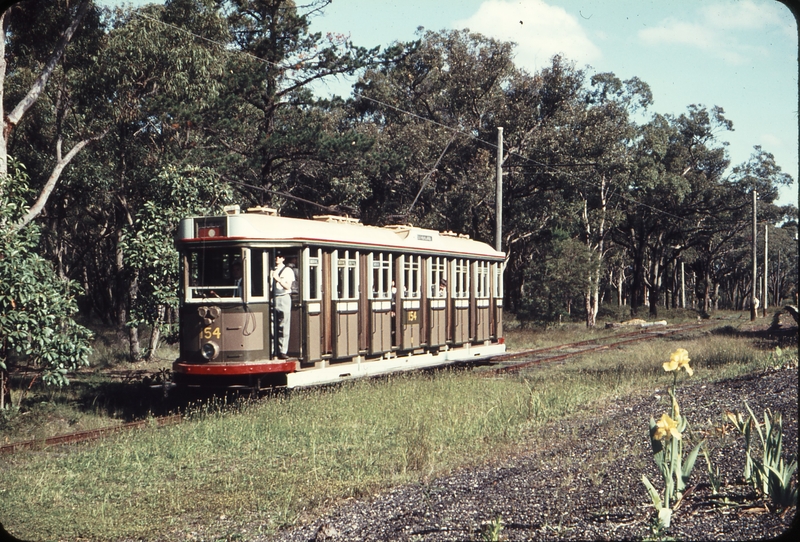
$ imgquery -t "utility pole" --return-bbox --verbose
[681,261,686,309]
[751,190,758,321]
[763,223,768,317]
[495,127,503,253]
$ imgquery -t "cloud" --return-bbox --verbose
[638,0,793,65]
[452,0,602,71]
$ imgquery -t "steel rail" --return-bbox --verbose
[487,322,714,375]
[0,414,183,455]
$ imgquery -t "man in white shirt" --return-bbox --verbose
[270,251,295,359]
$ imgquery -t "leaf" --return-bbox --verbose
[682,440,705,484]
[641,475,662,509]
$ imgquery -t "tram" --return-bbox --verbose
[172,205,506,388]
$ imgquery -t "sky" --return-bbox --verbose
[99,1,799,208]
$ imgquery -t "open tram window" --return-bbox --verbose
[428,257,447,298]
[186,248,244,301]
[492,262,504,298]
[249,249,268,300]
[452,258,470,299]
[400,255,421,299]
[369,252,393,300]
[304,248,322,301]
[475,261,490,299]
[333,250,359,301]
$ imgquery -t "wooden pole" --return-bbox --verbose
[495,127,503,253]
[681,261,686,309]
[763,223,768,317]
[751,190,757,321]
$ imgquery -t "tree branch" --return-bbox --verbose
[15,129,108,231]
[4,0,91,135]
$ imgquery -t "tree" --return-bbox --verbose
[353,29,514,234]
[1,159,92,407]
[197,0,379,214]
[569,73,651,326]
[120,166,234,361]
[0,0,106,229]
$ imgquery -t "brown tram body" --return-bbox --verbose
[172,206,506,388]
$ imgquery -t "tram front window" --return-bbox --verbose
[187,248,243,300]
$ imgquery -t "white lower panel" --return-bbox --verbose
[285,343,507,388]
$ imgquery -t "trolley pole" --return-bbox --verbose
[751,190,757,321]
[495,127,503,253]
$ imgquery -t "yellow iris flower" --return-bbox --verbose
[654,413,682,441]
[663,348,693,376]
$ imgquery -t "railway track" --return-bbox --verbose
[0,415,183,455]
[1,320,715,455]
[486,320,715,374]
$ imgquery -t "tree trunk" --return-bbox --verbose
[128,270,141,361]
[145,306,166,362]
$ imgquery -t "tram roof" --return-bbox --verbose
[177,209,505,260]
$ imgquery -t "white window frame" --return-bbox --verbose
[332,249,359,301]
[475,260,490,299]
[400,254,421,299]
[303,247,322,301]
[451,258,470,300]
[368,252,393,300]
[427,256,447,299]
[492,262,504,299]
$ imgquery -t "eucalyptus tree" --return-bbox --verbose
[0,0,106,228]
[120,166,234,360]
[194,0,378,215]
[696,147,797,311]
[0,0,100,392]
[563,72,651,326]
[616,105,735,317]
[351,29,515,233]
[17,0,231,358]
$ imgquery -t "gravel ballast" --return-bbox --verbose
[262,363,798,541]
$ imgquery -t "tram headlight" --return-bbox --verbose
[201,342,220,360]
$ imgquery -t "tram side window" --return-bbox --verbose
[305,248,322,300]
[250,249,267,298]
[492,262,504,298]
[452,259,470,299]
[370,253,392,300]
[187,248,242,300]
[476,261,490,298]
[401,255,421,299]
[428,257,447,298]
[333,250,359,300]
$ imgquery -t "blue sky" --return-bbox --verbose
[99,0,798,207]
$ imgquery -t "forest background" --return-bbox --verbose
[0,0,797,391]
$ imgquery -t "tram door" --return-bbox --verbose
[332,250,360,359]
[368,252,393,354]
[474,261,491,342]
[398,255,422,350]
[302,248,323,363]
[427,257,447,347]
[451,258,470,344]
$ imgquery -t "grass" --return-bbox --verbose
[0,316,796,541]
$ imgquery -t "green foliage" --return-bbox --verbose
[481,515,505,542]
[0,160,92,388]
[120,166,234,341]
[727,403,798,509]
